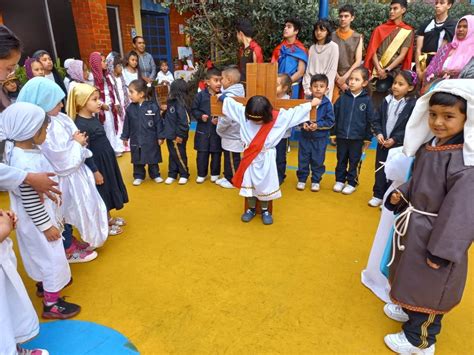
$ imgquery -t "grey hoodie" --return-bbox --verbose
[216,83,245,152]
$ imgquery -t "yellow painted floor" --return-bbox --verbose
[1,134,473,354]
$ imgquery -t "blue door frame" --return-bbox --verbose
[141,11,172,71]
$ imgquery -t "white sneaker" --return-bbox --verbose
[384,331,435,354]
[384,303,409,322]
[368,196,383,207]
[333,182,345,192]
[165,177,175,185]
[178,177,188,185]
[154,177,164,183]
[311,183,320,192]
[196,176,206,184]
[220,179,234,189]
[215,177,225,185]
[296,182,306,191]
[132,179,143,186]
[210,175,219,182]
[342,185,356,195]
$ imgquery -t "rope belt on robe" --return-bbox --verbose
[386,191,438,267]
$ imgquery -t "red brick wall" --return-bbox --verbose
[71,0,113,62]
[169,6,192,59]
[107,0,135,54]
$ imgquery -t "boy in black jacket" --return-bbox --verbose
[191,68,223,183]
[160,79,191,185]
[331,67,374,195]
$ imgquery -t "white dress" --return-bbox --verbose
[360,147,414,302]
[9,148,71,292]
[108,74,126,153]
[103,84,123,154]
[223,98,312,201]
[0,238,39,354]
[40,113,109,247]
[122,68,138,86]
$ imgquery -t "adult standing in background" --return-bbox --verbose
[331,4,363,103]
[132,36,156,84]
[236,18,264,85]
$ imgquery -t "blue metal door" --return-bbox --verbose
[141,12,172,68]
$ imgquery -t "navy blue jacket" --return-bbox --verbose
[300,95,335,140]
[121,100,163,164]
[160,99,190,140]
[191,88,222,152]
[372,96,416,146]
[332,89,374,141]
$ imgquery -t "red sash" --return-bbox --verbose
[232,110,279,188]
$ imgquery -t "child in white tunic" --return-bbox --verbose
[220,94,320,224]
[2,102,81,319]
[0,210,45,355]
[17,77,109,250]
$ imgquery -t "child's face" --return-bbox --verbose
[276,77,289,98]
[33,117,50,145]
[84,91,102,114]
[160,63,169,73]
[283,22,298,39]
[101,56,107,70]
[38,54,53,72]
[31,61,45,77]
[128,87,145,103]
[314,26,328,44]
[428,103,466,143]
[435,0,452,16]
[348,71,368,94]
[114,64,123,76]
[47,101,63,117]
[3,80,17,93]
[310,81,328,99]
[391,74,413,100]
[456,19,468,41]
[207,75,222,93]
[128,56,138,69]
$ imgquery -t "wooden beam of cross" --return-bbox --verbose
[210,62,317,121]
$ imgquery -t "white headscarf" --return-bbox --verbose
[0,102,47,164]
[403,79,474,166]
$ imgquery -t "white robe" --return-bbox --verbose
[361,147,414,302]
[108,74,127,153]
[103,84,123,154]
[223,98,312,201]
[0,238,39,354]
[9,148,71,292]
[41,113,109,247]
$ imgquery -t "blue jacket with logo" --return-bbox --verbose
[160,99,190,140]
[300,95,335,140]
[332,89,374,141]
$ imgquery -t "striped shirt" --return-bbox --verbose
[19,183,52,231]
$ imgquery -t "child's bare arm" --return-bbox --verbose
[0,211,14,243]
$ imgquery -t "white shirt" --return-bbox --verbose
[156,71,174,85]
[44,72,55,82]
[385,95,407,138]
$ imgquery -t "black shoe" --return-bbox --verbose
[241,208,256,222]
[42,297,81,319]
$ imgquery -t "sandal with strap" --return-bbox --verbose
[109,217,126,227]
[109,224,123,236]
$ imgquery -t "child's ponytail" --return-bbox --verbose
[129,79,153,101]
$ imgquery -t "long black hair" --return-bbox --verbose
[245,95,274,123]
[0,26,21,59]
[312,20,333,45]
[168,79,191,109]
[129,79,153,101]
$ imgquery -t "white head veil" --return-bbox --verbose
[403,79,474,165]
[0,102,47,164]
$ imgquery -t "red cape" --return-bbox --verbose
[364,20,414,74]
[239,40,264,63]
[271,39,308,63]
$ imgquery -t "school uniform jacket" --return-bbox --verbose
[300,95,335,140]
[372,97,416,146]
[332,89,374,141]
[386,133,474,314]
[191,88,222,152]
[121,100,163,164]
[160,99,190,140]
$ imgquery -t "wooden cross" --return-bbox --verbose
[210,62,317,120]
